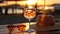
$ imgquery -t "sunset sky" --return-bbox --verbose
[37,0,60,5]
[45,0,60,5]
[0,0,60,6]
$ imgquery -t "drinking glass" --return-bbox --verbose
[24,9,36,34]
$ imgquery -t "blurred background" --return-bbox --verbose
[0,0,60,25]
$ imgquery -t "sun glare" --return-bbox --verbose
[26,0,36,5]
[45,6,49,10]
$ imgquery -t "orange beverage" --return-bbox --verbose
[24,9,36,20]
[17,25,26,33]
[36,15,55,27]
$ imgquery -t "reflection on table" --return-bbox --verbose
[0,22,60,34]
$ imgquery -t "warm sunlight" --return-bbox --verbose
[26,0,36,5]
[17,1,27,6]
[0,0,60,6]
[37,0,44,5]
[44,6,54,10]
[28,6,34,9]
[45,6,49,10]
